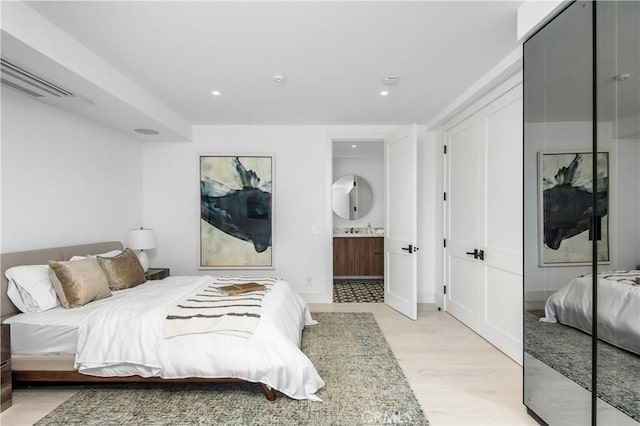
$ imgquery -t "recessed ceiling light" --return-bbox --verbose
[382,76,400,86]
[351,144,357,148]
[380,90,389,96]
[273,74,286,84]
[211,90,221,96]
[134,128,159,135]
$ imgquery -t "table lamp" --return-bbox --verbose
[128,227,156,272]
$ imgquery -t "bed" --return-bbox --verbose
[0,241,324,401]
[541,270,640,355]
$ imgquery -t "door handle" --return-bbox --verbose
[402,244,418,254]
[465,249,485,261]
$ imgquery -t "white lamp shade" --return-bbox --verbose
[128,228,156,250]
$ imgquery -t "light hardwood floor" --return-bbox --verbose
[1,303,537,426]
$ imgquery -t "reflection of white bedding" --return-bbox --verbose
[9,276,324,400]
[542,271,640,355]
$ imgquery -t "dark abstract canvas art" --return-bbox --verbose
[538,152,609,265]
[200,155,273,268]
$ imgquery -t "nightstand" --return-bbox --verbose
[145,268,170,281]
[1,323,11,412]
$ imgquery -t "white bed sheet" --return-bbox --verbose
[12,275,324,400]
[542,271,640,355]
[4,284,144,354]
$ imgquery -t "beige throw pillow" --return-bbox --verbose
[97,248,146,290]
[48,258,111,308]
[49,268,70,308]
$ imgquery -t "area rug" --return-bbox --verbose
[333,279,384,303]
[35,312,428,426]
[525,310,640,421]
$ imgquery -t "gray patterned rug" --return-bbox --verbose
[333,279,384,303]
[525,310,640,421]
[35,313,428,426]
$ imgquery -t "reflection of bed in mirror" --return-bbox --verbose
[541,270,640,355]
[525,271,640,422]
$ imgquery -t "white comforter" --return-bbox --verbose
[75,275,324,400]
[542,271,640,355]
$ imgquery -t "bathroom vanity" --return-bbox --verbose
[333,232,383,277]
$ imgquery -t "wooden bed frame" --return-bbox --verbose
[0,241,276,401]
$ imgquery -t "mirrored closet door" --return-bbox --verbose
[523,1,640,424]
[596,2,640,424]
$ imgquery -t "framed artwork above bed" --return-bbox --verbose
[199,155,274,269]
[537,151,609,266]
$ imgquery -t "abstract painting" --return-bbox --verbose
[200,155,273,268]
[538,152,609,265]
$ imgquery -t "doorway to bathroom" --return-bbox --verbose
[332,140,385,303]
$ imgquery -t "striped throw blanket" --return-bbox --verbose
[580,270,640,286]
[164,276,276,338]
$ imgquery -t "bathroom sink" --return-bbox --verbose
[332,227,384,237]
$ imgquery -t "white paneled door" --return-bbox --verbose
[445,84,523,363]
[385,125,418,320]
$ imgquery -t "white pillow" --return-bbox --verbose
[70,250,123,261]
[5,264,59,313]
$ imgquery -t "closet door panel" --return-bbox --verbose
[596,2,640,424]
[445,117,483,331]
[446,252,480,330]
[479,84,524,363]
[483,268,522,352]
[523,1,594,423]
[485,89,523,258]
[447,119,482,244]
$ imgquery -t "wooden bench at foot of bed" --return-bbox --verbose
[13,370,277,401]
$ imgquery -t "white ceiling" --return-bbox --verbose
[24,1,522,126]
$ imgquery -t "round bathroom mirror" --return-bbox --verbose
[332,175,373,220]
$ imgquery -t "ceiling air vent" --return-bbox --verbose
[1,58,93,106]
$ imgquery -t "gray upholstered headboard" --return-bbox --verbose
[1,241,124,318]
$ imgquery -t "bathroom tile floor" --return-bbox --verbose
[333,278,383,302]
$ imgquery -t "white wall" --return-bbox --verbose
[611,136,640,270]
[0,93,442,306]
[332,156,384,230]
[1,89,143,252]
[142,124,444,303]
[143,125,336,302]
